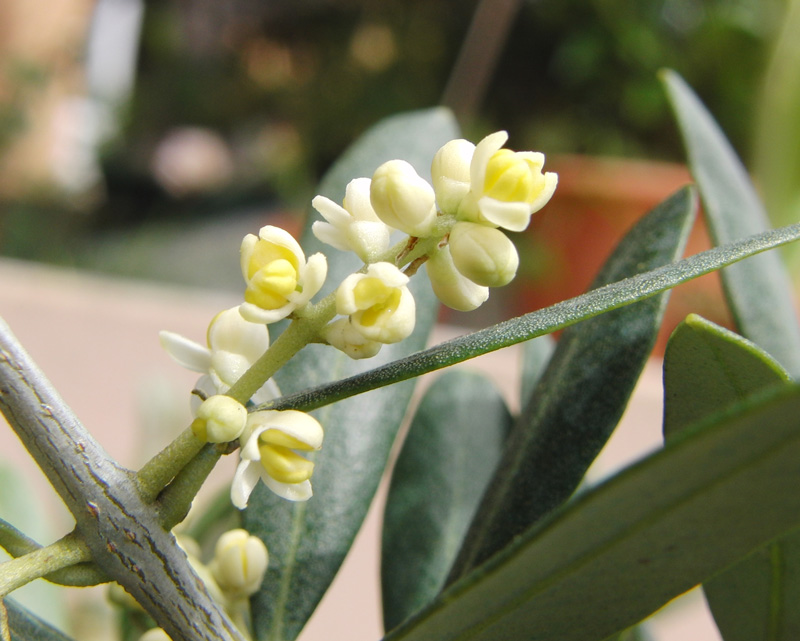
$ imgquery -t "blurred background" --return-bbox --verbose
[0,0,793,300]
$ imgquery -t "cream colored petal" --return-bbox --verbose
[207,307,270,360]
[257,225,305,262]
[311,194,351,227]
[343,177,382,222]
[336,272,365,315]
[312,220,351,252]
[231,459,263,509]
[262,475,313,502]
[240,233,259,281]
[426,245,489,311]
[470,131,508,192]
[476,197,534,232]
[364,261,409,287]
[239,301,296,324]
[248,409,324,449]
[528,171,559,215]
[159,331,212,373]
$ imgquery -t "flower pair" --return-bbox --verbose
[427,131,558,311]
[190,395,324,507]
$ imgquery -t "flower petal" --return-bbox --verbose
[159,331,212,373]
[262,475,313,502]
[231,459,263,509]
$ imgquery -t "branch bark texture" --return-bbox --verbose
[0,318,243,641]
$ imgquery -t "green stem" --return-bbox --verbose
[227,294,338,404]
[157,444,225,530]
[137,427,205,503]
[0,533,92,597]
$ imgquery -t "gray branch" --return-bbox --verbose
[0,318,244,641]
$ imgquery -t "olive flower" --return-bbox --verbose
[336,262,416,344]
[159,307,278,405]
[231,409,324,507]
[240,225,327,324]
[311,177,393,263]
[455,131,558,232]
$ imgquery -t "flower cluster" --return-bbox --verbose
[159,130,556,513]
[312,130,557,317]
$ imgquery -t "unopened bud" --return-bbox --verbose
[448,222,519,288]
[192,395,247,443]
[370,160,437,237]
[210,529,269,599]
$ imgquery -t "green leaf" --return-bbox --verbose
[244,108,459,641]
[264,217,800,417]
[663,313,790,439]
[447,186,696,580]
[662,314,798,641]
[383,383,800,641]
[2,598,75,641]
[661,69,800,377]
[518,335,555,408]
[381,371,512,631]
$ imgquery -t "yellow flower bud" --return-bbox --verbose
[239,226,327,324]
[448,221,519,288]
[191,395,248,443]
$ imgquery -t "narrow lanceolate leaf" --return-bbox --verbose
[383,384,800,641]
[382,371,512,632]
[661,69,800,377]
[2,599,75,641]
[264,220,800,417]
[244,108,459,641]
[662,314,799,641]
[447,186,696,581]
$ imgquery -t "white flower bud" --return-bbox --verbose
[322,318,383,359]
[370,160,437,237]
[191,395,248,443]
[431,138,475,215]
[425,244,489,311]
[448,221,519,288]
[336,262,416,344]
[210,529,269,600]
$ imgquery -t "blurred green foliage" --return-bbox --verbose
[0,0,786,272]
